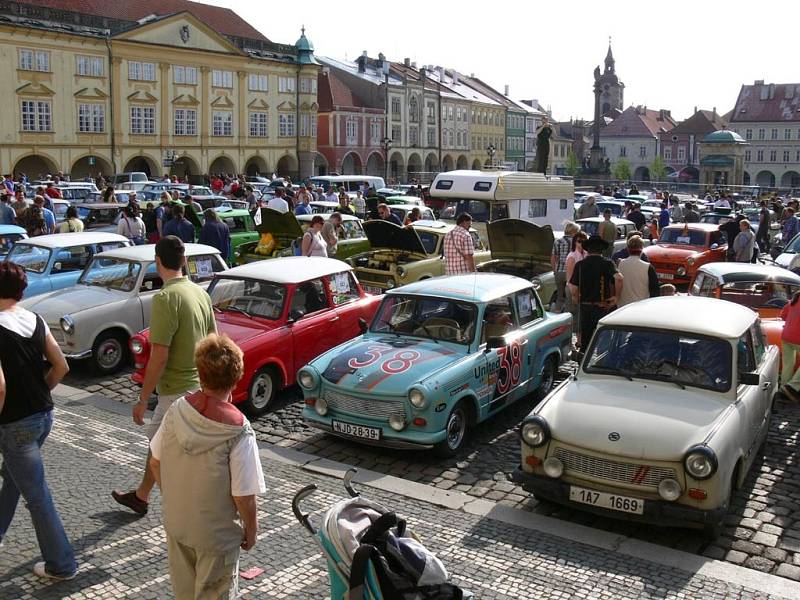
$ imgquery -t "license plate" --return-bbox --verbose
[363,285,384,295]
[569,486,644,514]
[657,272,674,280]
[332,420,381,440]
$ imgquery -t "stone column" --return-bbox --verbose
[159,63,171,163]
[111,56,123,170]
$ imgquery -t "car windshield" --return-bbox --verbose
[79,257,142,292]
[6,244,51,273]
[585,327,732,392]
[659,228,708,247]
[371,294,477,344]
[717,281,800,310]
[340,220,365,240]
[208,277,287,320]
[0,234,25,253]
[578,221,600,236]
[783,234,800,254]
[597,203,623,216]
[416,231,439,254]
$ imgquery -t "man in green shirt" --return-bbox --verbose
[112,236,216,515]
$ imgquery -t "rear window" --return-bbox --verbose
[473,181,492,192]
[435,179,453,190]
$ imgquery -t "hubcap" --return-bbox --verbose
[250,373,273,409]
[98,339,122,369]
[446,408,465,450]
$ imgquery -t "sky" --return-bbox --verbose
[206,0,799,123]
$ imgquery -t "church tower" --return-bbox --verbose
[597,43,624,119]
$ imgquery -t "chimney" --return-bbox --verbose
[504,84,510,96]
[356,50,367,73]
[754,79,764,85]
[437,66,444,81]
[713,107,717,115]
[404,57,410,67]
[453,71,459,85]
[411,61,416,68]
[694,106,697,114]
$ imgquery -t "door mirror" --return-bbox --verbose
[739,371,760,386]
[52,262,62,272]
[358,317,368,334]
[288,308,305,323]
[710,243,719,250]
[485,336,506,350]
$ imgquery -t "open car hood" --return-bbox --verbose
[363,220,427,254]
[487,219,554,262]
[255,208,303,238]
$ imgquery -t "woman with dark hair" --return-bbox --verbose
[301,215,327,257]
[58,205,84,233]
[0,262,76,580]
[780,292,800,400]
[102,185,117,203]
[198,208,231,262]
[23,205,46,237]
[117,204,146,245]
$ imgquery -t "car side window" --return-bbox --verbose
[329,272,360,306]
[51,245,92,274]
[690,273,704,295]
[481,296,516,343]
[737,331,756,374]
[751,324,766,366]
[515,288,543,327]
[290,278,329,316]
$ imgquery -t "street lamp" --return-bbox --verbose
[486,144,496,167]
[381,137,393,183]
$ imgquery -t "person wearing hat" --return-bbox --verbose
[568,235,623,351]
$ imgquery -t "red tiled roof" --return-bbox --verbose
[602,105,677,137]
[729,82,800,123]
[19,0,268,41]
[666,110,726,135]
[317,70,377,112]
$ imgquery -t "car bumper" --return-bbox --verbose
[303,414,445,450]
[64,349,92,360]
[512,469,727,528]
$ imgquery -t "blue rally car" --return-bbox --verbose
[299,274,572,456]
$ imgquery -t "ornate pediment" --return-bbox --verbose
[112,12,243,56]
[16,81,55,97]
[172,94,200,106]
[74,87,109,99]
[277,101,296,111]
[127,90,158,103]
[247,98,270,109]
[299,101,319,111]
[211,95,234,108]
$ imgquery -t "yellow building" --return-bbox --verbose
[1,1,319,180]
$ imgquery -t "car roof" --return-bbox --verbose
[576,217,634,225]
[96,243,220,260]
[387,273,531,303]
[219,256,351,284]
[0,224,26,234]
[663,222,721,232]
[295,213,359,222]
[15,232,128,248]
[600,296,756,338]
[697,263,800,284]
[215,209,251,218]
[411,220,453,230]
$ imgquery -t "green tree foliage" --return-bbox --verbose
[650,155,668,182]
[612,157,631,181]
[565,150,580,177]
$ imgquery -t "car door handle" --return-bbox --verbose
[329,315,340,322]
[761,381,772,391]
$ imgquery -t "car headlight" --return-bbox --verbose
[389,413,406,431]
[658,478,682,501]
[520,416,550,447]
[686,257,695,266]
[677,266,687,276]
[408,388,427,409]
[386,279,396,289]
[314,397,328,416]
[397,266,406,278]
[531,277,542,290]
[543,457,564,478]
[130,339,144,354]
[60,316,75,335]
[298,368,317,390]
[684,445,718,480]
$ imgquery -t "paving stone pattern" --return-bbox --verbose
[65,362,800,581]
[0,400,789,599]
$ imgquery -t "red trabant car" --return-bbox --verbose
[642,223,728,286]
[130,257,381,416]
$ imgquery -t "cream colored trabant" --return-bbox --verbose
[515,296,778,536]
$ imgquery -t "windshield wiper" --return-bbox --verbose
[224,305,252,319]
[418,324,440,344]
[380,319,400,336]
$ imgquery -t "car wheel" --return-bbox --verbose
[434,400,470,457]
[535,356,558,400]
[92,330,128,374]
[242,366,278,418]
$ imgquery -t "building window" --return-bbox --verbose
[409,126,418,145]
[771,128,778,140]
[212,110,233,136]
[279,113,296,137]
[770,149,777,162]
[639,146,647,158]
[796,150,800,162]
[77,103,105,133]
[21,100,52,131]
[76,55,104,77]
[249,112,268,137]
[248,74,268,91]
[174,108,197,135]
[300,78,317,93]
[173,66,198,85]
[757,149,764,162]
[299,113,316,137]
[212,70,233,88]
[427,102,436,124]
[391,125,401,144]
[784,150,791,162]
[128,61,155,81]
[786,128,792,140]
[664,147,672,160]
[758,128,765,140]
[745,150,752,161]
[370,118,381,144]
[391,97,401,120]
[409,97,418,123]
[19,49,50,72]
[345,117,358,145]
[427,128,436,146]
[619,146,627,157]
[130,106,155,134]
[278,77,296,93]
[677,146,686,161]
[745,129,753,140]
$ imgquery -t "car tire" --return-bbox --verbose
[242,366,278,418]
[92,330,128,374]
[434,400,470,457]
[534,356,558,400]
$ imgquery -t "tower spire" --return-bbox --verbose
[604,38,615,73]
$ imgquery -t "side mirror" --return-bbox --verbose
[53,262,61,271]
[143,281,153,290]
[288,308,305,323]
[710,243,719,250]
[358,317,368,335]
[738,371,760,386]
[485,336,506,351]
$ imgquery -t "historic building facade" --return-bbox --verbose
[600,106,677,181]
[1,0,319,180]
[658,109,726,183]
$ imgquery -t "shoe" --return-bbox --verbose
[33,562,76,581]
[111,490,148,515]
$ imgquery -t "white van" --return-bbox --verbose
[430,170,574,238]
[308,175,386,196]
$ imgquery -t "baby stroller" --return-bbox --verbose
[292,469,472,600]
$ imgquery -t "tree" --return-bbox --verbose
[565,149,580,177]
[612,157,631,181]
[650,155,668,183]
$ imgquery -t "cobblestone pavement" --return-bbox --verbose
[64,362,800,581]
[1,397,795,599]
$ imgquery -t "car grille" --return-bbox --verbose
[323,389,405,422]
[355,271,393,286]
[554,447,677,488]
[49,323,66,345]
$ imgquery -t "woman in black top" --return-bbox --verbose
[0,262,76,580]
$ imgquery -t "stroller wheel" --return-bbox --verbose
[435,401,469,457]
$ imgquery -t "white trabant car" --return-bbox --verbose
[515,296,777,536]
[20,243,227,374]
